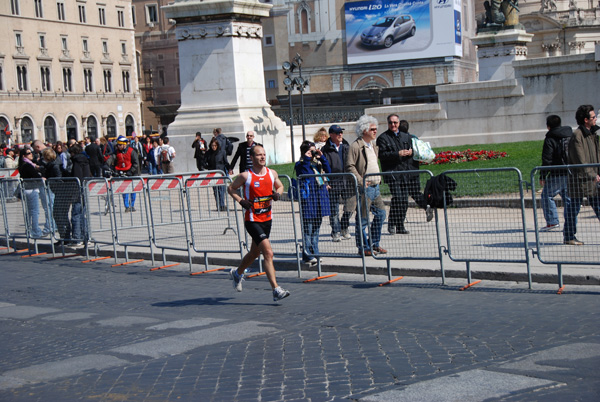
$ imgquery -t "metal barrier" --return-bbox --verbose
[109,176,154,264]
[296,172,363,280]
[185,174,244,272]
[0,178,28,252]
[442,168,532,289]
[365,170,445,285]
[83,178,117,260]
[147,176,192,269]
[531,164,600,288]
[268,174,302,275]
[21,178,55,254]
[0,168,20,179]
[46,177,85,255]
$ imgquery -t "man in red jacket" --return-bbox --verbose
[109,136,139,212]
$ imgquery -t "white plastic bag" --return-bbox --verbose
[411,137,436,164]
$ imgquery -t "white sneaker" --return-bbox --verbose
[229,269,244,292]
[273,286,290,301]
[540,223,560,232]
[340,229,351,240]
[331,232,341,242]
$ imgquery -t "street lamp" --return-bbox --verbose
[282,63,296,162]
[292,54,308,142]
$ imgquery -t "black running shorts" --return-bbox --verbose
[244,220,272,245]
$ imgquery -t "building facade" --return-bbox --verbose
[0,0,141,146]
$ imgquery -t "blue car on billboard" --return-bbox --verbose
[361,15,416,48]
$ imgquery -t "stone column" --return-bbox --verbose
[163,0,289,171]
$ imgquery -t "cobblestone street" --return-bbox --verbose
[1,254,599,401]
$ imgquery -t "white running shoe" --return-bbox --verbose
[229,269,244,292]
[272,286,290,301]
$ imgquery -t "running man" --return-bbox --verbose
[227,145,290,301]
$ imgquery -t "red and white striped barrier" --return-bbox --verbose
[111,179,145,194]
[0,169,20,179]
[185,172,225,188]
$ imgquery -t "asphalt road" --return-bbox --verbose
[1,253,599,401]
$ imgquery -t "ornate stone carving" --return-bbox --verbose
[178,23,262,40]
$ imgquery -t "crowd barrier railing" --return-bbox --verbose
[46,177,84,256]
[109,176,154,264]
[21,178,55,255]
[441,168,532,289]
[296,173,365,280]
[0,168,20,179]
[0,178,28,252]
[83,178,117,260]
[530,164,600,290]
[185,173,243,274]
[364,170,445,285]
[147,176,192,269]
[269,175,302,276]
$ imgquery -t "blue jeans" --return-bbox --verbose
[39,187,54,233]
[25,190,43,238]
[148,163,158,175]
[564,195,600,241]
[356,185,386,251]
[122,193,136,208]
[302,217,322,261]
[541,175,570,226]
[71,202,84,240]
[213,185,226,209]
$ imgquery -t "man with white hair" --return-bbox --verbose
[345,115,387,257]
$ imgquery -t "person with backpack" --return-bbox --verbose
[212,127,233,161]
[539,114,572,231]
[159,136,176,174]
[107,136,139,212]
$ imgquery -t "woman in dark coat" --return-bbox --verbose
[18,148,46,238]
[205,138,230,211]
[294,140,331,264]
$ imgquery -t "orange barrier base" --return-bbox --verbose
[47,254,79,260]
[82,256,111,263]
[150,263,180,271]
[459,280,482,291]
[111,259,144,267]
[303,273,337,283]
[21,252,48,258]
[1,249,29,256]
[378,276,404,287]
[190,267,226,276]
[246,272,266,278]
[557,286,565,295]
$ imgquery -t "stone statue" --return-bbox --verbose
[483,0,519,28]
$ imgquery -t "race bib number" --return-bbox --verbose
[253,196,272,216]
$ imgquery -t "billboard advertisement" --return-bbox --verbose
[345,0,462,65]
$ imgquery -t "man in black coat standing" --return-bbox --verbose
[86,137,104,177]
[229,131,262,174]
[321,124,355,242]
[376,115,432,235]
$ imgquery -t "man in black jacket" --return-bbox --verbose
[85,137,104,177]
[229,131,261,174]
[321,124,355,241]
[539,114,572,231]
[376,115,432,235]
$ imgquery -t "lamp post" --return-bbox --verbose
[292,54,309,142]
[282,55,309,159]
[282,62,296,162]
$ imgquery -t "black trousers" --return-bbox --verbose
[388,177,427,228]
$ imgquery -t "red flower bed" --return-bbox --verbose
[431,149,508,165]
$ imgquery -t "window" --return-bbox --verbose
[44,116,57,144]
[106,115,116,138]
[121,42,127,55]
[87,116,98,141]
[83,68,93,92]
[122,70,130,93]
[61,36,68,51]
[62,67,73,92]
[39,35,46,50]
[146,4,158,24]
[57,1,65,20]
[103,70,112,92]
[102,40,108,54]
[131,5,136,25]
[98,7,106,25]
[35,0,43,18]
[66,116,78,141]
[21,117,34,144]
[17,65,28,91]
[158,69,165,86]
[11,0,20,15]
[176,68,180,85]
[40,66,51,91]
[267,80,276,88]
[264,35,274,46]
[78,4,86,23]
[0,66,4,91]
[117,9,125,27]
[15,33,23,48]
[82,38,88,53]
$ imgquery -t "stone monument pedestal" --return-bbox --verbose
[163,0,289,172]
[473,29,533,81]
